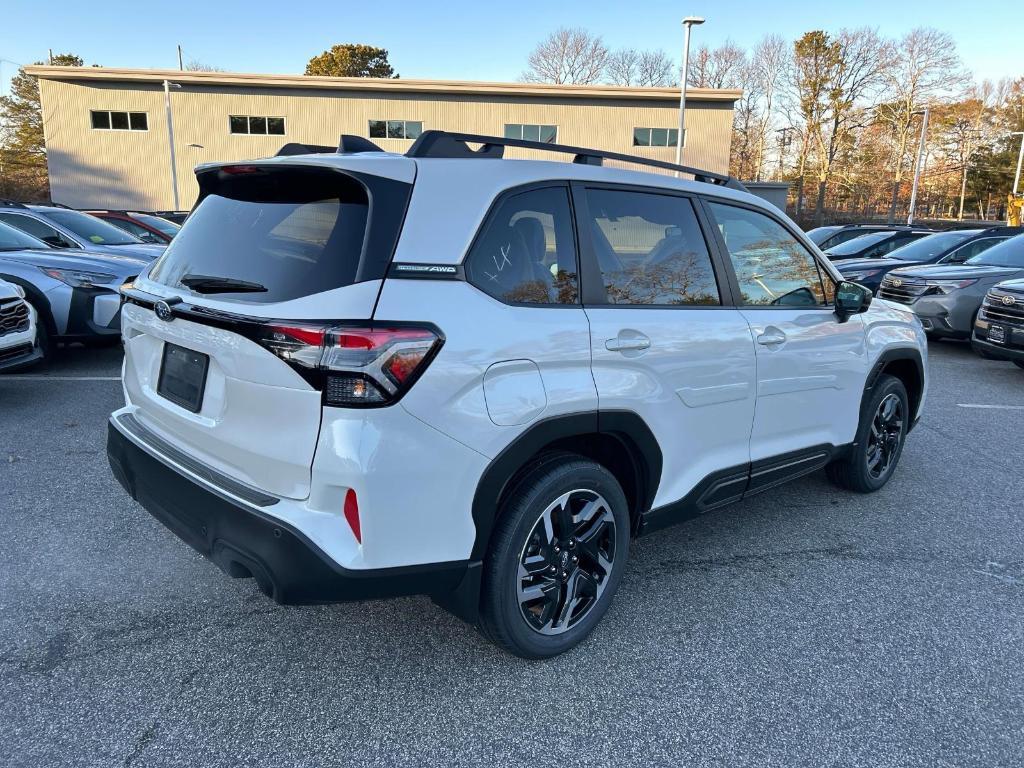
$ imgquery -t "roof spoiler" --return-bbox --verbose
[405,130,746,190]
[275,135,385,157]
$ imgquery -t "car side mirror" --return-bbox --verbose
[835,280,872,322]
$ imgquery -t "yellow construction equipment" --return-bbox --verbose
[1009,193,1024,227]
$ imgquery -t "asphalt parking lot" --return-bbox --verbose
[1,341,1022,767]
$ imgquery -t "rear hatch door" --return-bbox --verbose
[121,156,415,499]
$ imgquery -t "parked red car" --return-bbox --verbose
[86,210,180,244]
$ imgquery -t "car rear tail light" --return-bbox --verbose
[257,323,443,407]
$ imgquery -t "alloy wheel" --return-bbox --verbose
[866,393,904,479]
[516,489,617,635]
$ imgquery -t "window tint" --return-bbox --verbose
[149,170,376,304]
[90,110,148,131]
[584,189,720,306]
[944,237,1006,262]
[707,201,828,307]
[0,220,50,250]
[464,187,578,305]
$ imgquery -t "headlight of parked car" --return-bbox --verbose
[38,267,118,288]
[923,278,978,295]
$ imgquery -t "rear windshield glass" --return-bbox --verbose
[46,209,141,245]
[148,170,373,304]
[824,231,893,255]
[888,230,978,260]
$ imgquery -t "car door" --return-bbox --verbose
[574,184,757,516]
[702,199,869,476]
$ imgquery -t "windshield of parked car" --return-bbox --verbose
[825,231,894,256]
[965,235,1024,267]
[0,220,51,251]
[44,209,142,245]
[805,226,842,245]
[132,213,180,236]
[888,230,980,261]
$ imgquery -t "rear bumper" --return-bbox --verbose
[106,419,471,605]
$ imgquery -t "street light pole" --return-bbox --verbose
[674,16,705,176]
[1012,131,1024,196]
[907,107,930,226]
[163,80,181,211]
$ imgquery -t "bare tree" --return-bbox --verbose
[606,48,673,87]
[751,35,788,181]
[875,28,963,222]
[688,41,746,88]
[810,28,892,224]
[184,59,224,72]
[523,28,609,85]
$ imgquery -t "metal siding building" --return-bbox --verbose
[27,66,740,210]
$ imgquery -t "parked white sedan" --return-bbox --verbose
[0,277,42,371]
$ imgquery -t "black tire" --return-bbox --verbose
[480,452,630,659]
[1014,360,1024,370]
[826,374,909,493]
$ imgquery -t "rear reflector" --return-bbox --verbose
[343,489,361,543]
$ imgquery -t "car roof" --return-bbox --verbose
[200,152,771,266]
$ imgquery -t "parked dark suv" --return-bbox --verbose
[972,278,1024,368]
[834,227,1019,293]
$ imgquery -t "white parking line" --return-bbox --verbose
[1,376,121,381]
[957,403,1024,410]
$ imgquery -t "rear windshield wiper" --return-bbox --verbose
[179,274,268,294]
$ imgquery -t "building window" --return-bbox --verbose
[504,124,557,143]
[229,115,286,135]
[91,110,148,131]
[633,127,679,147]
[368,120,423,140]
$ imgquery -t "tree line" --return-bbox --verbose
[523,27,1024,225]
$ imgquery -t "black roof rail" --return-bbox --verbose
[405,130,747,191]
[0,199,29,209]
[276,135,385,157]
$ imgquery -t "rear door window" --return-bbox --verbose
[148,166,408,304]
[464,186,579,305]
[582,188,721,305]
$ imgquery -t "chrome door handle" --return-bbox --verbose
[756,329,787,347]
[605,336,651,352]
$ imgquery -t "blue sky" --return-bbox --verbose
[2,0,1021,96]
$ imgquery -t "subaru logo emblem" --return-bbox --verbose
[154,300,174,322]
[892,279,902,288]
[1002,294,1016,306]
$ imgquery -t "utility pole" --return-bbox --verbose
[1012,132,1024,196]
[163,80,181,211]
[674,16,705,175]
[177,45,183,71]
[48,49,53,65]
[907,107,930,226]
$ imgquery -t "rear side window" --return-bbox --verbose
[149,166,408,304]
[464,186,579,305]
[707,201,828,307]
[583,188,720,305]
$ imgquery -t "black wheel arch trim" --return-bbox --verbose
[468,410,662,562]
[864,347,925,432]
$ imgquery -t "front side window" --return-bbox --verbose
[368,120,423,140]
[967,235,1024,267]
[0,220,51,251]
[584,189,720,306]
[943,237,1007,263]
[229,115,286,135]
[464,187,578,305]
[632,127,680,147]
[90,110,147,131]
[707,201,829,307]
[504,124,558,143]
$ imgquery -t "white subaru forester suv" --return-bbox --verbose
[108,131,927,658]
